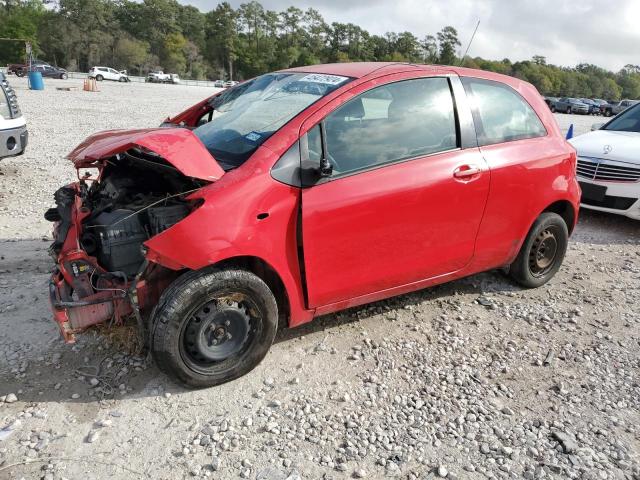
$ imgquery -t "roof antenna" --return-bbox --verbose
[459,20,481,66]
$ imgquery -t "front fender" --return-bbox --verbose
[143,166,312,326]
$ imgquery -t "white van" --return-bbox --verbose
[0,72,27,160]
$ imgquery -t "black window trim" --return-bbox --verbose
[461,76,548,147]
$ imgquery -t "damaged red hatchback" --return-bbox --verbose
[46,63,580,387]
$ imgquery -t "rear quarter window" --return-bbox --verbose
[462,78,547,146]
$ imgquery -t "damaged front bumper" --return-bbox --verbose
[48,254,133,343]
[46,128,214,344]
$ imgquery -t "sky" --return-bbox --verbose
[180,0,639,72]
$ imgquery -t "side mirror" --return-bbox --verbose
[591,123,604,131]
[319,156,333,177]
[300,128,332,186]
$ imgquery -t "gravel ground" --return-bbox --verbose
[0,77,639,480]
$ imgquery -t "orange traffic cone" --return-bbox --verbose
[83,78,99,92]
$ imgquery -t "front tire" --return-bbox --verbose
[60,73,68,80]
[151,268,278,388]
[509,212,568,288]
[566,107,572,114]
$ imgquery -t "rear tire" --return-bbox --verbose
[508,212,568,288]
[566,107,572,114]
[151,268,278,388]
[95,74,103,81]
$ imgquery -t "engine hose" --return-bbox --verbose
[128,258,149,352]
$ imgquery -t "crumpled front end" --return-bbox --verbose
[46,129,219,343]
[46,184,131,342]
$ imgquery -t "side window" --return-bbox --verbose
[463,78,547,146]
[306,124,323,163]
[319,77,457,176]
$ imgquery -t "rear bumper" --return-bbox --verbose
[0,124,28,159]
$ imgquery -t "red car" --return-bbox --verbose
[46,63,580,387]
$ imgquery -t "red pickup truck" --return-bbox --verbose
[7,61,68,79]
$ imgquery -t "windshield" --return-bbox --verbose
[194,72,352,170]
[603,103,640,133]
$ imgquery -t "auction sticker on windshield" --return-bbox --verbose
[245,131,262,142]
[299,74,349,85]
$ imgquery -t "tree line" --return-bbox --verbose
[1,0,639,100]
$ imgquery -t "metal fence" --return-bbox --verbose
[66,71,220,87]
[0,67,222,88]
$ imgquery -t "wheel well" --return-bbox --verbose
[213,256,290,327]
[543,200,576,234]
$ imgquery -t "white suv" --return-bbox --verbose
[0,72,28,160]
[88,66,129,82]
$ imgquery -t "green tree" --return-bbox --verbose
[436,26,460,65]
[0,0,45,63]
[0,0,638,93]
[113,36,150,74]
[162,32,186,74]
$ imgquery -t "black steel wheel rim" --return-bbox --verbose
[528,226,559,277]
[179,290,262,375]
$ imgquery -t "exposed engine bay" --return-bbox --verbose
[46,147,207,342]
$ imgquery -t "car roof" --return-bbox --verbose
[283,62,458,78]
[281,62,532,91]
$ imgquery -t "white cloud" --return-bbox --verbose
[182,0,639,71]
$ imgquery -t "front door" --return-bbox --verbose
[300,76,490,308]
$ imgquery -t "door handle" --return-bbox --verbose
[453,165,482,179]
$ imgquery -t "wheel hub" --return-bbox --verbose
[184,301,251,362]
[529,229,558,276]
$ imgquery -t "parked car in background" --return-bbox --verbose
[32,64,68,80]
[88,66,129,82]
[0,72,28,160]
[213,80,225,88]
[146,71,180,84]
[544,96,559,109]
[552,98,590,114]
[6,59,48,76]
[223,80,239,88]
[146,71,170,83]
[569,102,640,220]
[601,99,639,117]
[579,99,601,115]
[7,62,68,79]
[46,62,579,387]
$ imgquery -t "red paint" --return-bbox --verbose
[68,128,225,181]
[300,147,490,307]
[49,63,580,341]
